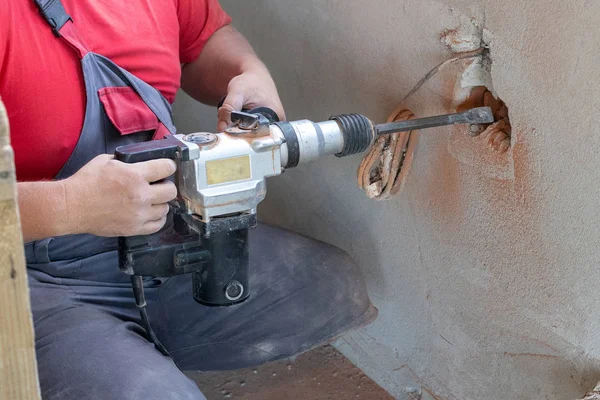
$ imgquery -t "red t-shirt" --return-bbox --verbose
[0,0,231,181]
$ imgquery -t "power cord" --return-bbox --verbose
[130,275,181,370]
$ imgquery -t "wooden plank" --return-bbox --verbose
[0,97,41,400]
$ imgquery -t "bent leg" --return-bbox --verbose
[154,224,377,371]
[29,274,205,400]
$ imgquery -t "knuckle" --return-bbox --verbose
[132,208,146,223]
[95,154,110,165]
[163,159,177,176]
[152,204,168,220]
[220,103,235,114]
[151,159,175,179]
[141,184,154,201]
[145,217,167,235]
[228,75,242,88]
[131,189,150,205]
[166,182,178,199]
[130,168,146,182]
[142,225,156,235]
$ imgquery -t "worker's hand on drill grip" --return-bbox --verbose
[217,67,286,132]
[62,154,177,237]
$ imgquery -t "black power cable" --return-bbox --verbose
[130,275,181,369]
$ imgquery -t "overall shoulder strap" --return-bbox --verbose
[33,0,71,36]
[33,0,89,58]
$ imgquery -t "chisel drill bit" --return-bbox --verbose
[375,106,494,135]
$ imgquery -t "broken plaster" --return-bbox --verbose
[440,16,495,91]
[441,19,511,154]
[440,16,490,53]
[461,56,493,92]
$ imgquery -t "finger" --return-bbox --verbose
[276,104,286,121]
[142,215,168,235]
[148,203,170,221]
[270,104,286,122]
[217,92,245,131]
[133,159,177,182]
[148,180,178,204]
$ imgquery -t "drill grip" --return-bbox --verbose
[245,107,279,123]
[114,134,187,164]
[216,96,280,123]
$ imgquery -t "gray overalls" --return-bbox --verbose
[25,1,376,399]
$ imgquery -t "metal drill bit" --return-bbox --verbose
[375,107,494,135]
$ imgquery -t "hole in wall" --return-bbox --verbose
[440,19,513,155]
[440,20,515,180]
[456,86,512,153]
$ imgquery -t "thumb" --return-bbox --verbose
[217,92,245,132]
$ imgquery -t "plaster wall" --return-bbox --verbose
[173,1,600,398]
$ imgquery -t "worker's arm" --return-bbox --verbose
[18,156,177,242]
[180,25,285,131]
[18,181,72,242]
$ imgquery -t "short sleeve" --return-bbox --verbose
[0,3,9,75]
[178,0,232,64]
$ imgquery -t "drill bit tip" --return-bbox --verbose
[375,106,495,136]
[463,107,495,124]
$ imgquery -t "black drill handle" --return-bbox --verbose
[114,134,187,164]
[114,136,187,279]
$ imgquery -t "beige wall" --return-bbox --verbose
[173,1,600,398]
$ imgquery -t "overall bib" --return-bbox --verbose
[26,1,376,399]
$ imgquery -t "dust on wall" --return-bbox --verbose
[173,1,600,399]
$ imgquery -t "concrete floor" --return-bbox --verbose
[187,345,394,400]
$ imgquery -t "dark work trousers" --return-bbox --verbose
[27,225,376,400]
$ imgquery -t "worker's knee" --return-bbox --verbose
[252,225,377,356]
[258,244,377,362]
[252,224,376,329]
[40,360,205,400]
[300,245,377,341]
[39,359,205,400]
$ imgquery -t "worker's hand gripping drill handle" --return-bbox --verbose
[61,154,177,238]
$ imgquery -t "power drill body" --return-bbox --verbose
[114,109,376,306]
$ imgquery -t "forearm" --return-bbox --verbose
[181,25,269,105]
[18,181,74,242]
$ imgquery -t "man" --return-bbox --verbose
[0,0,376,398]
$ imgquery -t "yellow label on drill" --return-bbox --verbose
[205,155,251,185]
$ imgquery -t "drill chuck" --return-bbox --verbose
[272,113,376,169]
